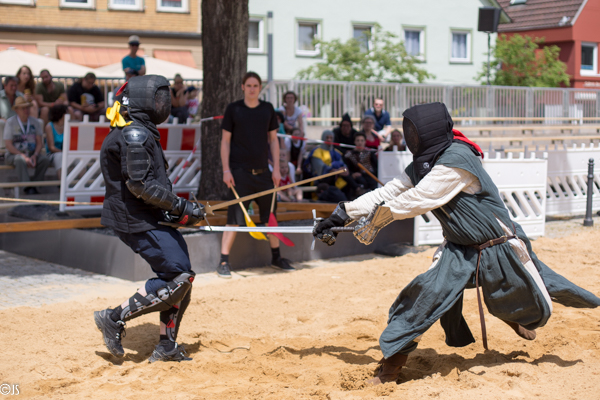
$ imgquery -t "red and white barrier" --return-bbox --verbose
[59,115,202,211]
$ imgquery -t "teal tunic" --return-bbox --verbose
[380,142,600,358]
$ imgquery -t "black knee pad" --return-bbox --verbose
[120,271,195,321]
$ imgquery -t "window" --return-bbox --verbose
[404,28,424,59]
[450,31,471,63]
[0,0,34,6]
[156,0,188,13]
[353,25,372,52]
[108,0,142,11]
[60,0,95,9]
[581,43,598,75]
[248,18,264,54]
[297,21,320,56]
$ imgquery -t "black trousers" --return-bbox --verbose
[116,224,192,295]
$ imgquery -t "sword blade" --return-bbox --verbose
[159,221,355,233]
[201,169,346,215]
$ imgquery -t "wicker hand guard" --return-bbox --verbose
[353,203,394,245]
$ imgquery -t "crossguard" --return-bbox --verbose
[311,209,355,250]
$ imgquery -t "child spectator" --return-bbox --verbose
[343,132,378,192]
[45,104,68,178]
[283,127,306,176]
[275,111,286,134]
[278,160,303,202]
[185,86,200,118]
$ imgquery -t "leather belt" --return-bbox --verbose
[470,234,516,350]
[250,168,268,175]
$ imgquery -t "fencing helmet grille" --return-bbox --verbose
[401,102,454,180]
[123,75,171,125]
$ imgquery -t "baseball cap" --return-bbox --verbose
[128,35,140,45]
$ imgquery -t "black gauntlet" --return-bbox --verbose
[312,203,353,246]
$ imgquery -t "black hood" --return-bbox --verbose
[402,102,454,180]
[122,75,171,139]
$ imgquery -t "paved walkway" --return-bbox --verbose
[0,249,382,310]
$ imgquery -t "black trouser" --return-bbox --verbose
[226,168,276,225]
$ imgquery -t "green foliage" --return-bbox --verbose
[476,34,570,87]
[296,24,434,83]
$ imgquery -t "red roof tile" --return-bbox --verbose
[497,0,584,32]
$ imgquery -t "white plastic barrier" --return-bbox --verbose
[59,116,201,211]
[545,143,600,216]
[379,150,548,246]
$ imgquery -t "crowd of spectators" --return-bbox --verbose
[275,94,406,202]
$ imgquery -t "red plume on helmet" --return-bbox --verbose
[116,81,128,96]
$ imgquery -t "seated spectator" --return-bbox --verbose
[1,77,23,137]
[16,65,39,120]
[332,113,358,152]
[304,130,365,199]
[122,35,146,76]
[35,69,70,126]
[68,73,105,122]
[278,160,303,202]
[343,132,378,192]
[278,91,304,135]
[185,86,200,119]
[45,104,68,178]
[364,97,392,140]
[384,128,407,151]
[170,74,188,123]
[283,127,306,176]
[359,115,382,150]
[3,97,50,194]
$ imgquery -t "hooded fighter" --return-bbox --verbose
[313,102,600,385]
[94,75,204,362]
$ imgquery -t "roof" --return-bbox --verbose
[497,0,586,32]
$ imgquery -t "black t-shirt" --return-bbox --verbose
[221,99,278,170]
[67,81,104,106]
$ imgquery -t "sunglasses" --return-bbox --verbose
[129,42,140,46]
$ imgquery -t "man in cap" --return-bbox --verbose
[3,96,50,194]
[122,35,146,77]
[314,102,600,385]
[94,75,204,362]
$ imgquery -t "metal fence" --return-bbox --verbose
[261,80,600,124]
[34,76,600,124]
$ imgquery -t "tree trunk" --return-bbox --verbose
[198,0,248,199]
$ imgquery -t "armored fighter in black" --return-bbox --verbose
[94,75,204,362]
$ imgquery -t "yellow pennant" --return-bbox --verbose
[106,101,132,128]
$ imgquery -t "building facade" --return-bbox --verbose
[498,0,600,89]
[0,0,202,73]
[247,0,509,85]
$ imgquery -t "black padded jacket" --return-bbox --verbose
[100,122,172,233]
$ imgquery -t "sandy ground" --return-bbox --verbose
[2,221,600,400]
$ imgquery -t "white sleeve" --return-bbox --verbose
[344,165,480,220]
[344,171,414,219]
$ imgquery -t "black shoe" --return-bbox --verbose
[94,309,126,357]
[24,187,39,195]
[217,261,232,279]
[271,257,296,272]
[148,342,192,363]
